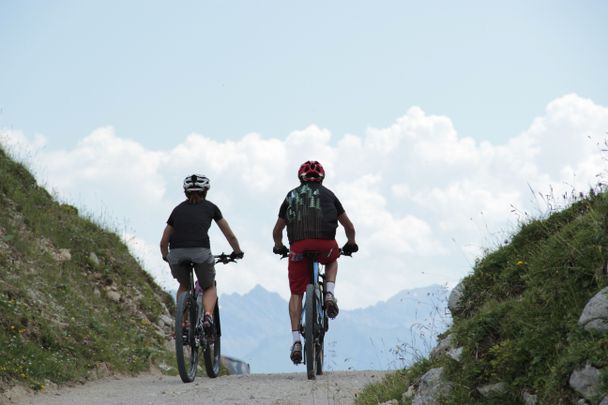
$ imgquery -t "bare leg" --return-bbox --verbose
[289,294,302,331]
[289,293,303,363]
[325,261,338,283]
[324,261,340,318]
[176,282,188,301]
[203,285,217,315]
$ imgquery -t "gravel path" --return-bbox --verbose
[9,371,385,405]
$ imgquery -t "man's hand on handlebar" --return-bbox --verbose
[230,251,244,260]
[341,242,358,256]
[273,245,289,257]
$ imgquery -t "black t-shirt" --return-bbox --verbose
[167,200,223,249]
[278,182,345,244]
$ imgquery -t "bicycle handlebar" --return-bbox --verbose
[214,253,241,264]
[273,249,356,259]
[339,249,354,257]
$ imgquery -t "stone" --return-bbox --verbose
[477,382,508,398]
[569,364,601,401]
[429,334,464,362]
[402,385,416,401]
[95,362,111,378]
[160,302,171,316]
[88,362,111,380]
[448,281,465,316]
[42,379,58,392]
[447,346,464,362]
[578,287,608,333]
[106,290,121,303]
[412,367,451,405]
[56,248,71,262]
[379,401,398,405]
[430,334,454,358]
[522,391,537,404]
[221,356,251,375]
[599,395,608,405]
[164,338,175,352]
[88,252,101,268]
[154,326,166,339]
[158,314,174,328]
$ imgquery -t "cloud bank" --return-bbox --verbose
[2,94,607,308]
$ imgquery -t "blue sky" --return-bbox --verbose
[1,1,608,309]
[2,1,606,147]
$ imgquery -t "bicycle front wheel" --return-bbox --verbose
[315,333,324,375]
[203,298,222,378]
[175,292,200,383]
[304,283,317,380]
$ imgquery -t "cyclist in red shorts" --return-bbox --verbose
[272,160,358,364]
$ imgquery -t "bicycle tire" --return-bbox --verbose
[316,278,326,375]
[315,286,325,375]
[175,292,199,383]
[304,283,316,379]
[315,332,324,375]
[203,298,222,378]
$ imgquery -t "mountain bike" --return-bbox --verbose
[174,253,237,383]
[278,248,353,380]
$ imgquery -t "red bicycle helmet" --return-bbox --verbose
[298,160,325,182]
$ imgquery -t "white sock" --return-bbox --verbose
[326,282,335,295]
[292,331,300,343]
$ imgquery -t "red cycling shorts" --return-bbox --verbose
[288,239,340,295]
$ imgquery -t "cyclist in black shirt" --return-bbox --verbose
[272,161,358,363]
[160,174,243,335]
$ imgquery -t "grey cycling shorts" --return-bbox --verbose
[167,248,216,290]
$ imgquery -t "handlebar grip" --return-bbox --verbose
[215,252,241,264]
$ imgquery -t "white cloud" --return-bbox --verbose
[2,93,607,309]
[0,130,46,160]
[123,233,175,292]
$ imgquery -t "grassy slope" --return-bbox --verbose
[0,147,175,391]
[358,190,608,404]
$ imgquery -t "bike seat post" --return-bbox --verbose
[178,260,196,291]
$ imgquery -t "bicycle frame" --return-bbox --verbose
[175,253,235,383]
[174,263,202,383]
[300,251,328,379]
[304,259,327,333]
[276,247,351,379]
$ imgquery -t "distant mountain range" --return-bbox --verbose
[216,284,452,374]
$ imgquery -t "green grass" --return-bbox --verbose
[355,359,432,405]
[357,189,608,404]
[0,146,178,390]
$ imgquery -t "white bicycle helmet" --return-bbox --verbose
[183,174,210,192]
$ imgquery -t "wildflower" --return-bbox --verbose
[516,260,526,267]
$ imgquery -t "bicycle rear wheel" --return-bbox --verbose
[304,284,316,379]
[203,298,222,378]
[175,292,200,383]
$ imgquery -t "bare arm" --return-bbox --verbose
[159,224,173,258]
[338,213,356,244]
[216,218,243,254]
[272,217,287,247]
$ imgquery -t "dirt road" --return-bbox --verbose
[10,371,385,405]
